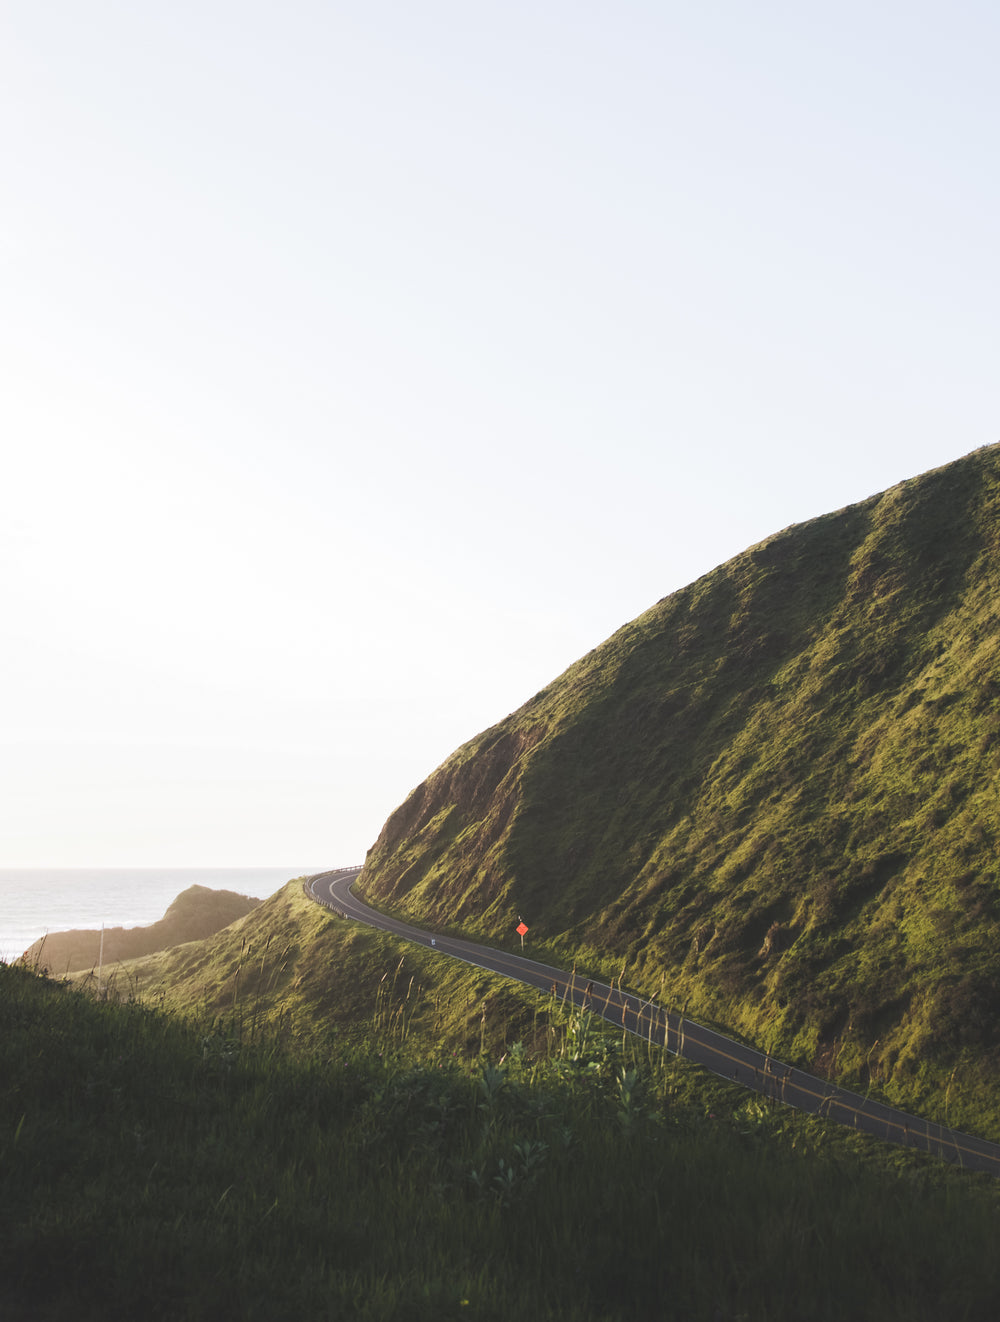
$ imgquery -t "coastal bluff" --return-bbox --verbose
[22,885,261,974]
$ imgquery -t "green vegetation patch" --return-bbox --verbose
[6,961,1000,1321]
[73,880,544,1060]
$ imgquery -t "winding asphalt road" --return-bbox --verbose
[305,866,1000,1176]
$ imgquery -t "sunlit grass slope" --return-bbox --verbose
[6,960,1000,1322]
[360,442,1000,1134]
[79,879,545,1059]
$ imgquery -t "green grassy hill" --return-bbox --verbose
[359,442,1000,1133]
[24,885,261,973]
[77,879,544,1060]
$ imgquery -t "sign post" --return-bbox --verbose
[516,919,529,952]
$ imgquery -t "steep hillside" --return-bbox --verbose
[26,886,261,973]
[359,442,1000,1129]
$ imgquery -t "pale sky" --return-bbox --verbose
[3,1,997,867]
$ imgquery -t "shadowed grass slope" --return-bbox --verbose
[359,442,1000,1135]
[6,960,1000,1321]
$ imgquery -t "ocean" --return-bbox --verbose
[0,867,321,964]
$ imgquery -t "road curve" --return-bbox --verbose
[305,866,1000,1177]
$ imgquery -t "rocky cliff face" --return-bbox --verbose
[359,443,1000,1112]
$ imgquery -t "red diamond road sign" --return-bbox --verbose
[516,922,529,936]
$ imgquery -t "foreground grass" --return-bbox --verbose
[4,962,1000,1321]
